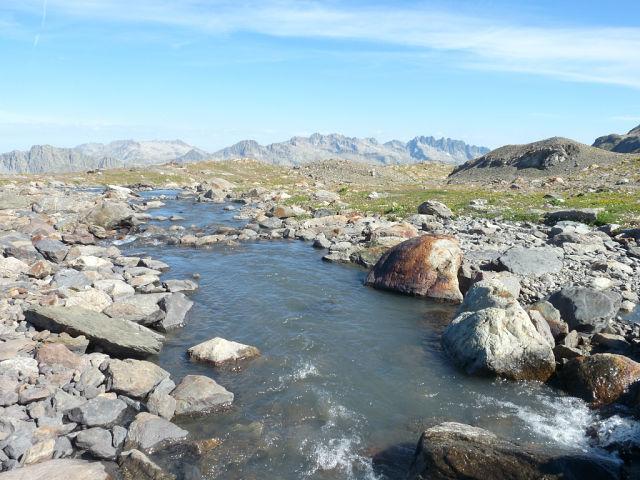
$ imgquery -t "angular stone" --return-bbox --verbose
[74,427,116,460]
[125,412,188,451]
[64,288,113,312]
[93,279,135,299]
[67,396,127,427]
[35,343,81,370]
[146,391,176,420]
[417,200,453,219]
[498,246,563,277]
[171,375,233,415]
[365,234,463,303]
[34,239,69,264]
[25,306,164,357]
[103,293,167,324]
[105,359,170,399]
[188,337,260,366]
[52,268,91,290]
[0,458,114,479]
[548,287,622,333]
[156,293,193,332]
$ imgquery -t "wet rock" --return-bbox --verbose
[0,458,115,479]
[557,353,640,407]
[74,427,116,459]
[188,337,260,366]
[25,306,164,357]
[417,200,453,219]
[407,422,620,480]
[548,287,622,333]
[163,279,198,293]
[365,234,463,303]
[125,412,188,451]
[498,246,563,277]
[442,280,555,381]
[156,293,193,332]
[33,239,69,264]
[119,448,176,480]
[105,359,170,399]
[67,396,127,427]
[171,375,233,415]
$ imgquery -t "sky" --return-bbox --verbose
[0,0,639,152]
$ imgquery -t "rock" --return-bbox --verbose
[146,391,176,420]
[0,375,19,406]
[528,300,568,341]
[471,271,521,299]
[528,309,555,347]
[547,287,622,333]
[592,333,629,352]
[118,449,176,480]
[171,375,233,415]
[417,200,453,219]
[28,260,53,279]
[35,343,81,370]
[312,190,340,202]
[103,293,167,324]
[407,422,620,480]
[269,205,297,219]
[156,293,193,332]
[22,438,55,465]
[163,279,198,293]
[33,239,69,264]
[74,427,116,459]
[365,234,463,303]
[64,288,113,312]
[0,357,39,379]
[545,208,602,224]
[188,337,260,366]
[69,255,112,270]
[83,200,133,229]
[93,279,135,299]
[0,458,114,479]
[25,306,164,357]
[105,359,170,399]
[125,412,188,451]
[557,353,640,407]
[138,258,170,272]
[52,269,91,290]
[498,246,563,277]
[0,256,29,277]
[67,396,127,427]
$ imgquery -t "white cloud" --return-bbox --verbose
[5,1,640,88]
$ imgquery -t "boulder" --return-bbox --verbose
[125,412,188,451]
[171,375,233,415]
[188,337,260,366]
[105,359,170,399]
[498,246,563,277]
[163,279,198,293]
[67,396,127,427]
[156,293,193,332]
[93,279,135,299]
[64,288,113,312]
[547,287,622,333]
[557,353,640,407]
[35,343,81,370]
[83,200,133,229]
[74,427,116,460]
[528,300,568,341]
[365,234,463,303]
[545,208,601,225]
[417,200,453,219]
[146,390,176,420]
[52,268,91,290]
[407,422,620,480]
[33,239,69,264]
[103,293,167,324]
[0,458,114,479]
[25,306,164,357]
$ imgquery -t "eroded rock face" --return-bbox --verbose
[365,235,463,303]
[442,280,556,381]
[407,422,620,480]
[557,353,640,407]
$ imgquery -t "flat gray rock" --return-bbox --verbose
[74,427,116,459]
[34,238,69,263]
[498,247,563,277]
[25,306,164,357]
[125,412,187,451]
[548,286,622,333]
[67,396,127,427]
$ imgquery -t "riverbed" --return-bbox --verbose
[122,193,632,479]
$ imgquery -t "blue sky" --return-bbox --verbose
[0,0,639,152]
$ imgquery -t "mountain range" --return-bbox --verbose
[0,134,489,174]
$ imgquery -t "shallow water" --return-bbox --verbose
[123,194,633,479]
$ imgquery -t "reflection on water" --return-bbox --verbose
[122,196,635,479]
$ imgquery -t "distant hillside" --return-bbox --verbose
[449,137,629,180]
[212,133,489,166]
[593,124,640,154]
[0,140,208,174]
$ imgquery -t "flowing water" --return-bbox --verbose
[121,192,637,479]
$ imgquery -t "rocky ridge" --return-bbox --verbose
[594,124,640,154]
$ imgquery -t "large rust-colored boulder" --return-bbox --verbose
[557,353,640,407]
[365,234,463,303]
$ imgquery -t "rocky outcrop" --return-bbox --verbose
[593,124,640,154]
[557,353,640,407]
[407,422,621,480]
[442,280,556,381]
[365,234,463,303]
[24,306,164,357]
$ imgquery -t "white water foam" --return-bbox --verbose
[278,362,320,384]
[590,415,640,449]
[112,235,137,245]
[305,436,379,480]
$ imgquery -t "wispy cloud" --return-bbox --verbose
[6,0,640,88]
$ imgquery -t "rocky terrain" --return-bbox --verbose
[594,124,640,154]
[211,133,489,166]
[449,137,632,181]
[0,154,639,478]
